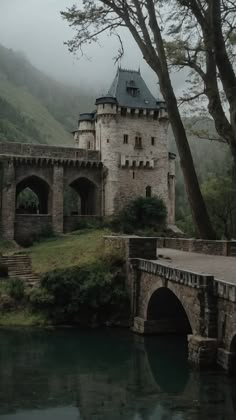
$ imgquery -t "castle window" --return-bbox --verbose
[103,104,105,109]
[135,136,142,149]
[121,107,127,116]
[107,139,110,143]
[153,110,159,120]
[151,136,155,146]
[87,141,91,150]
[125,159,129,166]
[131,109,135,116]
[123,134,128,144]
[146,186,152,198]
[133,171,135,179]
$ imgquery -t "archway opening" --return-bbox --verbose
[147,287,192,335]
[16,176,50,214]
[69,177,97,215]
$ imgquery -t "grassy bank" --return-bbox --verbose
[0,310,47,327]
[28,228,111,274]
[0,228,130,327]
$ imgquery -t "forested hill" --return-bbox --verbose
[0,44,94,145]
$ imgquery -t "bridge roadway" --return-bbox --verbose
[156,248,236,284]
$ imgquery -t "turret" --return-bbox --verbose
[77,112,96,150]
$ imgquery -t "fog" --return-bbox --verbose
[0,0,186,95]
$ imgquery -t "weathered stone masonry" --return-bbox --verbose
[130,257,236,372]
[104,236,236,373]
[0,143,103,242]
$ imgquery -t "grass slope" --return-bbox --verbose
[0,80,72,145]
[28,229,110,274]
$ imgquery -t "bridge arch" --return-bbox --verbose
[16,175,51,214]
[144,285,193,335]
[68,176,99,215]
[229,334,236,373]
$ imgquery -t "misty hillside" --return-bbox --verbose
[168,120,230,183]
[0,44,95,145]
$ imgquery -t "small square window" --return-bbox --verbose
[124,134,128,144]
[151,137,155,146]
[107,139,110,143]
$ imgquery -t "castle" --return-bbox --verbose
[0,68,175,243]
[72,68,175,223]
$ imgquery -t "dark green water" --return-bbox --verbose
[0,329,236,420]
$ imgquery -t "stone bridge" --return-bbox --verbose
[0,143,103,243]
[105,236,236,373]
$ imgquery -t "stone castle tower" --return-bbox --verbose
[72,68,175,223]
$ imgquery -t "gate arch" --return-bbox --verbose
[69,177,98,215]
[16,175,51,214]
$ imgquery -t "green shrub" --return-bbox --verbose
[112,196,167,234]
[29,254,129,324]
[7,278,25,301]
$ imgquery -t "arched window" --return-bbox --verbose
[146,186,152,198]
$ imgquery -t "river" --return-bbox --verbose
[0,328,235,419]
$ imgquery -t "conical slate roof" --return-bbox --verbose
[107,68,161,110]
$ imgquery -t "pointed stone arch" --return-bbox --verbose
[69,176,99,215]
[16,175,51,214]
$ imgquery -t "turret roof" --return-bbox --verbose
[107,68,163,110]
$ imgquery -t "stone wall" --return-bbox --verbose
[14,214,52,244]
[64,215,102,233]
[158,237,236,256]
[104,236,157,260]
[0,142,100,161]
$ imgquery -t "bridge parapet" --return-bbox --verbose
[132,258,214,289]
[213,279,236,302]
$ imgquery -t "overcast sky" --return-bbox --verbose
[0,0,186,95]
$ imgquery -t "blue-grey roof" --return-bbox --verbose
[79,112,96,123]
[95,96,117,106]
[107,68,164,110]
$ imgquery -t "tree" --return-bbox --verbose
[202,176,236,239]
[61,0,216,239]
[113,196,167,233]
[164,0,236,168]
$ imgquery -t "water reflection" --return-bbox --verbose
[0,329,235,419]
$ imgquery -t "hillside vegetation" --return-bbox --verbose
[0,44,94,145]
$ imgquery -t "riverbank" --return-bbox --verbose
[0,228,130,327]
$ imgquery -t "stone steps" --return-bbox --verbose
[1,254,39,287]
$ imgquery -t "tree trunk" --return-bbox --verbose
[210,0,236,153]
[144,0,216,239]
[161,82,216,239]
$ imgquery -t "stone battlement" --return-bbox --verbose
[0,142,101,162]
